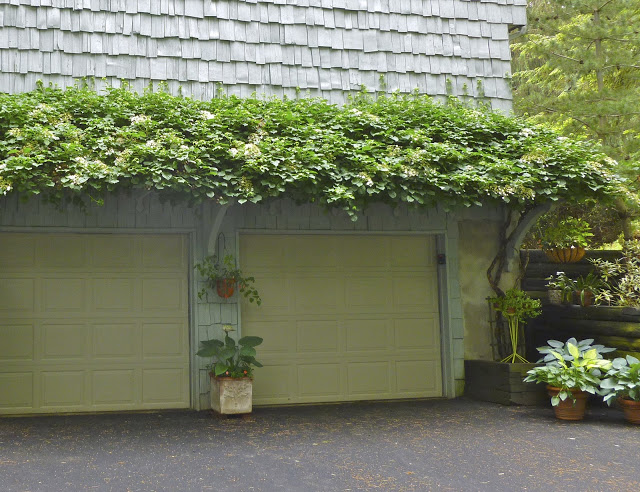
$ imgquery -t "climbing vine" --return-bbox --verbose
[0,84,627,220]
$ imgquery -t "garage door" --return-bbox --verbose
[0,233,190,415]
[240,234,442,405]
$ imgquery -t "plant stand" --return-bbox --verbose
[464,360,548,406]
[500,314,529,363]
[210,375,253,415]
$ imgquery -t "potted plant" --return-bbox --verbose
[545,271,576,305]
[195,254,261,304]
[196,325,264,415]
[523,338,614,420]
[573,272,604,307]
[600,355,640,424]
[489,288,541,363]
[540,217,593,263]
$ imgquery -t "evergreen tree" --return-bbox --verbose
[512,0,640,238]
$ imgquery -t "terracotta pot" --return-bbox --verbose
[548,289,563,305]
[547,385,588,421]
[577,290,595,307]
[618,398,640,424]
[543,247,586,263]
[210,375,253,415]
[216,278,236,298]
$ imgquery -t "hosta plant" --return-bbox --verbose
[601,355,640,404]
[524,338,614,406]
[196,325,263,378]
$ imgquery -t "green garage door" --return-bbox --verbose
[240,234,442,405]
[0,233,190,415]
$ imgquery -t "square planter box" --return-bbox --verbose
[464,360,548,406]
[210,375,253,415]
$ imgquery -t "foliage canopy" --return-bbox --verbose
[0,84,627,217]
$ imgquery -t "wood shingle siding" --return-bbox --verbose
[0,0,525,110]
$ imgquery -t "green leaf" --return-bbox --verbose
[219,347,236,360]
[238,336,263,348]
[567,343,580,360]
[584,348,597,360]
[239,346,257,358]
[214,362,230,376]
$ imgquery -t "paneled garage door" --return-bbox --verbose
[240,234,442,405]
[0,233,190,415]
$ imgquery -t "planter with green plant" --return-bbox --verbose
[524,338,614,420]
[195,254,261,304]
[540,218,593,263]
[196,325,264,415]
[465,290,544,406]
[573,272,604,307]
[601,355,640,424]
[489,289,542,363]
[545,271,576,305]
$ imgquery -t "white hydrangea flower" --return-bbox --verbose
[131,114,150,125]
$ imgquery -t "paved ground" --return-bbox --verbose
[0,398,639,492]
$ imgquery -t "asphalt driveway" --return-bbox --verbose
[1,398,638,491]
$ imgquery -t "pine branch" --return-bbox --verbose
[602,64,640,70]
[550,51,583,64]
[597,0,617,12]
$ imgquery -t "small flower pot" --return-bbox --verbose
[577,290,595,307]
[548,289,563,305]
[618,398,640,424]
[210,375,253,415]
[216,279,236,298]
[543,247,586,263]
[547,386,588,421]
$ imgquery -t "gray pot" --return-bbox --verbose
[548,289,563,305]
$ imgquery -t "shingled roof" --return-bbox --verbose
[0,0,526,111]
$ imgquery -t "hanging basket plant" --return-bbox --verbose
[539,218,593,263]
[544,247,586,263]
[195,254,261,304]
[216,278,236,299]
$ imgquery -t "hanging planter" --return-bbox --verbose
[216,278,236,299]
[543,246,586,263]
[194,254,261,305]
[539,218,592,263]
